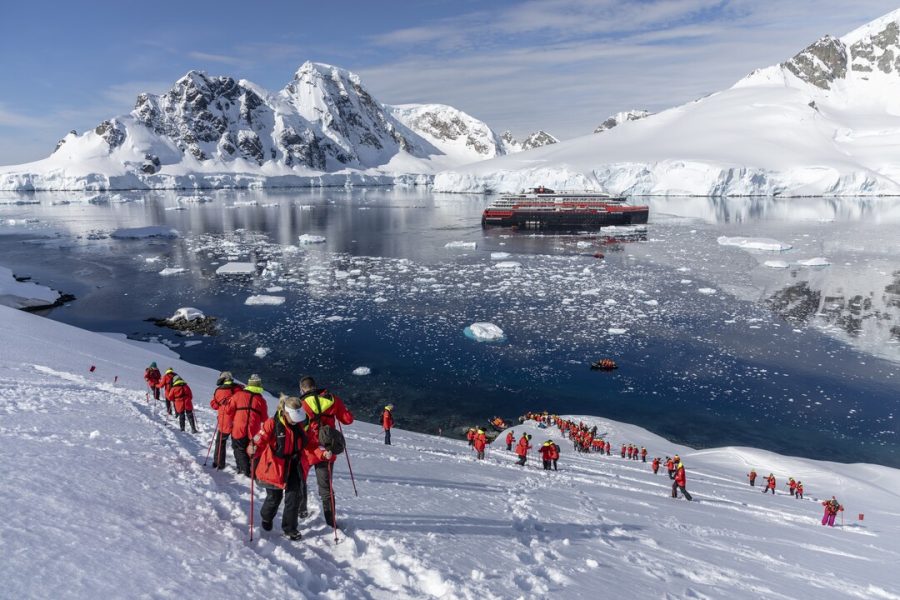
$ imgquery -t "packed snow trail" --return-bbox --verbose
[1,305,899,599]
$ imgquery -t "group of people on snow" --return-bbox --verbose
[144,362,363,541]
[746,470,804,499]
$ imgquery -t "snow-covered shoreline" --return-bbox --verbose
[1,304,899,598]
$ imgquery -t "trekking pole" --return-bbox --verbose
[203,427,217,466]
[328,461,338,543]
[249,457,257,541]
[337,422,358,497]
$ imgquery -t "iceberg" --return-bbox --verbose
[463,322,506,342]
[717,236,792,252]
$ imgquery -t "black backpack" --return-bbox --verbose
[318,423,345,455]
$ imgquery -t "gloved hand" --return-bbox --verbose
[247,443,256,456]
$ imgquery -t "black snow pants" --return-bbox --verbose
[260,458,303,535]
[384,429,391,445]
[232,437,251,476]
[300,462,335,525]
[672,482,692,501]
[213,431,230,469]
[177,410,197,432]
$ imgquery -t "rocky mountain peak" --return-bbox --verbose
[500,130,558,153]
[594,110,652,133]
[781,35,847,90]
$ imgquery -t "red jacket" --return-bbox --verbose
[641,448,647,458]
[766,476,776,489]
[226,387,268,439]
[473,431,489,452]
[252,413,322,489]
[157,370,176,392]
[506,431,515,445]
[515,437,532,457]
[652,458,660,470]
[301,389,353,467]
[674,465,686,487]
[666,459,674,471]
[604,442,611,452]
[382,409,393,430]
[168,380,193,412]
[210,382,243,434]
[748,471,757,482]
[539,443,555,460]
[144,367,161,387]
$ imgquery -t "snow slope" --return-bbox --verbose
[1,304,899,599]
[435,9,900,197]
[0,265,61,309]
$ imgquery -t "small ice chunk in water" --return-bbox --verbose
[697,288,717,295]
[717,236,792,251]
[464,322,505,342]
[444,241,476,249]
[216,262,256,275]
[245,295,285,306]
[158,267,186,276]
[608,328,628,335]
[298,234,326,244]
[764,260,790,269]
[254,347,271,358]
[494,261,522,269]
[796,257,830,267]
[352,366,371,376]
[490,252,511,260]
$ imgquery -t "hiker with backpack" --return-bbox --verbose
[144,362,161,401]
[672,460,693,501]
[248,394,322,541]
[298,376,353,528]
[382,404,394,445]
[225,374,268,477]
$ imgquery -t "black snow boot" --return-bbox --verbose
[262,520,273,532]
[187,412,198,433]
[284,531,302,541]
[324,510,335,528]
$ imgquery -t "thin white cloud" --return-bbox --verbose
[0,104,47,129]
[187,51,250,68]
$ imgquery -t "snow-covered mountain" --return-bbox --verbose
[435,9,900,196]
[499,130,559,153]
[593,110,652,133]
[0,63,510,191]
[2,303,899,598]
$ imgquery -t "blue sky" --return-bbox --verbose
[0,0,897,164]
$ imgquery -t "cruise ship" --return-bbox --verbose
[481,186,649,231]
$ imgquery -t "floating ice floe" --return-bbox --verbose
[168,307,204,322]
[697,288,717,295]
[233,200,258,207]
[0,266,60,309]
[245,295,285,306]
[216,262,256,275]
[266,286,284,293]
[158,267,186,276]
[607,328,628,335]
[111,226,179,239]
[463,322,505,342]
[352,366,371,376]
[796,257,831,267]
[298,234,326,244]
[493,261,522,270]
[445,241,477,249]
[254,347,271,358]
[717,236,792,252]
[178,195,211,204]
[764,260,790,269]
[490,252,511,260]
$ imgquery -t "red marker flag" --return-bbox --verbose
[89,365,96,372]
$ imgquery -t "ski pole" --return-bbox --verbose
[328,461,338,543]
[337,422,358,497]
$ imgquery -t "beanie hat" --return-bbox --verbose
[220,370,233,380]
[150,362,157,368]
[248,374,262,387]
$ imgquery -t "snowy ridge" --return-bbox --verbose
[435,9,900,196]
[1,304,899,598]
[593,109,652,133]
[0,63,506,191]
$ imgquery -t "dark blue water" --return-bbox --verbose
[1,189,898,466]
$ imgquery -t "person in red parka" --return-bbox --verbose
[671,461,692,501]
[795,481,804,499]
[168,375,197,433]
[748,469,757,487]
[210,371,243,470]
[225,374,269,477]
[621,444,627,458]
[467,428,476,446]
[539,440,555,470]
[473,429,489,460]
[248,395,325,541]
[640,446,647,462]
[144,362,161,401]
[506,430,515,451]
[666,456,675,479]
[763,473,776,495]
[298,376,353,528]
[157,367,177,415]
[382,404,394,445]
[651,457,660,474]
[605,440,611,456]
[551,441,560,470]
[515,433,532,466]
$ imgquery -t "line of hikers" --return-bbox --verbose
[520,412,851,516]
[746,470,804,499]
[144,362,358,542]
